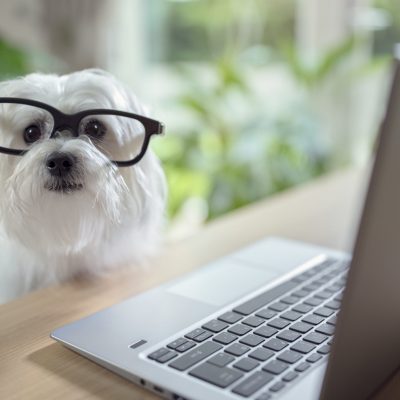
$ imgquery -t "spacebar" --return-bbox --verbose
[233,280,297,315]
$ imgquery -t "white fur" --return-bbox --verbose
[0,69,166,303]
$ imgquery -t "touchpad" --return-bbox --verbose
[167,259,279,307]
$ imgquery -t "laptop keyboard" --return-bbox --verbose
[147,258,348,399]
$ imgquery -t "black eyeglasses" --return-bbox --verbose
[0,97,165,167]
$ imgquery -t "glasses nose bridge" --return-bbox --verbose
[50,114,79,139]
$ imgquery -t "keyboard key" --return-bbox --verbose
[321,258,340,269]
[227,324,252,336]
[248,348,274,361]
[277,330,301,343]
[292,304,312,314]
[277,350,302,364]
[314,307,334,317]
[283,371,299,382]
[263,338,288,352]
[317,344,331,354]
[325,271,338,280]
[267,318,290,329]
[304,332,328,345]
[326,283,342,293]
[218,311,243,324]
[213,332,238,345]
[315,324,335,336]
[202,320,228,333]
[148,348,168,361]
[189,362,243,388]
[292,289,309,298]
[268,302,288,312]
[233,280,297,315]
[313,277,330,285]
[291,273,308,283]
[295,362,311,372]
[302,283,319,292]
[167,338,187,350]
[289,322,313,334]
[315,290,333,300]
[327,315,337,325]
[225,343,250,356]
[325,300,341,310]
[280,295,299,305]
[253,326,278,338]
[306,353,323,363]
[239,334,264,347]
[255,393,272,400]
[334,293,344,301]
[157,351,178,363]
[169,341,222,371]
[176,341,196,352]
[185,328,205,340]
[256,308,276,320]
[302,314,324,325]
[149,348,178,363]
[242,316,265,327]
[208,352,235,367]
[232,371,274,397]
[304,297,324,307]
[193,331,213,342]
[281,311,302,321]
[262,360,288,375]
[269,381,285,392]
[233,357,259,372]
[291,341,316,354]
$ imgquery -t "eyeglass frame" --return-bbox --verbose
[0,97,165,167]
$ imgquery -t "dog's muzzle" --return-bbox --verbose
[44,152,83,193]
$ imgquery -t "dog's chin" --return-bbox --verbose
[44,179,84,194]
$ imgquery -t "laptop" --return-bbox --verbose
[51,60,400,400]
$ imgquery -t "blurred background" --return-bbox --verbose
[0,0,398,239]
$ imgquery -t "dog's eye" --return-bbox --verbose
[23,124,42,144]
[83,119,106,139]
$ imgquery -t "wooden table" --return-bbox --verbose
[1,167,399,400]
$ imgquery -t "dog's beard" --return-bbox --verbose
[0,138,141,255]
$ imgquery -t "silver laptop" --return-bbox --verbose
[51,61,400,400]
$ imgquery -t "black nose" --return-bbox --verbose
[46,152,75,177]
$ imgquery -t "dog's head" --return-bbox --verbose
[0,69,166,255]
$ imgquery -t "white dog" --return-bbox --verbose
[0,69,166,303]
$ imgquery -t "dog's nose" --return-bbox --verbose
[46,153,75,177]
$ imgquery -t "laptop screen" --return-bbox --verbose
[320,61,400,399]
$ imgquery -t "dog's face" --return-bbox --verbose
[0,70,165,255]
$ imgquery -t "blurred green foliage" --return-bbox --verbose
[153,55,329,220]
[151,0,358,221]
[0,38,31,79]
[281,37,359,89]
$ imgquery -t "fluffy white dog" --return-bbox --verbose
[0,69,166,303]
